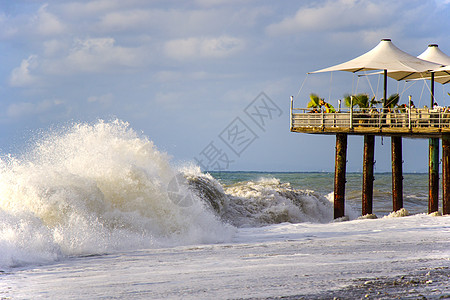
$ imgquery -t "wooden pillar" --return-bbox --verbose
[362,135,375,216]
[391,136,403,211]
[429,137,439,213]
[334,133,347,219]
[442,135,450,215]
[429,72,439,214]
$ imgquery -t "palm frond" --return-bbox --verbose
[384,93,400,108]
[343,94,354,108]
[307,93,322,108]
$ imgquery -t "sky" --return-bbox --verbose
[1,0,450,172]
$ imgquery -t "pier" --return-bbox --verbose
[290,101,450,218]
[292,39,450,218]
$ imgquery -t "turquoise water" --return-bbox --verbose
[209,172,431,216]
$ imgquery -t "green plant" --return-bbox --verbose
[307,93,323,108]
[383,93,400,108]
[343,93,375,108]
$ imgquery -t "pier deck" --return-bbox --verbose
[290,107,450,138]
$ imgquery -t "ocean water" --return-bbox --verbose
[210,171,431,217]
[0,120,448,299]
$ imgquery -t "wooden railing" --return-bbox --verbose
[290,106,450,134]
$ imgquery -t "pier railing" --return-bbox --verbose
[290,106,450,136]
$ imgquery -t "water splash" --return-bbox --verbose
[0,120,231,269]
[184,170,335,227]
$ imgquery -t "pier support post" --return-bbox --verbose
[442,135,450,215]
[362,135,375,216]
[429,138,439,214]
[334,133,347,219]
[391,136,403,211]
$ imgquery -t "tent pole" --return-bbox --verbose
[384,69,387,105]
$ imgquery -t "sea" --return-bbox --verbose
[0,120,449,299]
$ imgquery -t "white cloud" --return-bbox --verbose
[9,55,39,87]
[164,36,245,60]
[194,0,253,7]
[61,0,146,16]
[7,99,64,118]
[98,9,151,32]
[154,71,210,82]
[43,39,68,56]
[0,13,19,39]
[60,38,145,73]
[33,4,66,36]
[266,0,396,36]
[87,93,114,104]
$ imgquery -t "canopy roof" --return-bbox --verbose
[417,44,450,65]
[432,65,450,84]
[414,44,450,84]
[310,39,442,81]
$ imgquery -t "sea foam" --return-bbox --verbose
[0,120,231,269]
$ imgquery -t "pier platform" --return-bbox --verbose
[291,107,450,138]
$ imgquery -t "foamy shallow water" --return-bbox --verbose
[1,215,449,299]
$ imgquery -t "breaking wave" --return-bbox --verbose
[0,119,336,270]
[0,120,231,269]
[185,170,334,227]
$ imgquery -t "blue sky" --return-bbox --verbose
[1,0,450,172]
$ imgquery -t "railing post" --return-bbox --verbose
[408,95,412,129]
[321,109,324,127]
[290,96,293,129]
[350,96,353,129]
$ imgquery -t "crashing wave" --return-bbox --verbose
[0,120,232,269]
[185,171,334,227]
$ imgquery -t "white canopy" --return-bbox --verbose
[415,44,450,84]
[432,65,450,84]
[417,44,450,65]
[310,39,442,80]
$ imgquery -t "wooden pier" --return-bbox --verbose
[290,99,450,218]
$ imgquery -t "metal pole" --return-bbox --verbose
[431,72,435,107]
[391,136,403,212]
[383,69,387,107]
[334,133,347,219]
[362,135,375,216]
[442,134,450,215]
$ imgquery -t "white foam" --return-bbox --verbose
[0,120,232,270]
[220,177,334,227]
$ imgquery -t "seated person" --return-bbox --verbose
[319,99,336,113]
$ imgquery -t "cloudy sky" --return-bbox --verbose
[1,0,450,172]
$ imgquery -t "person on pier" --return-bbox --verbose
[319,99,336,113]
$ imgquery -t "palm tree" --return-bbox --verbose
[383,93,400,109]
[307,93,323,108]
[344,93,375,109]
